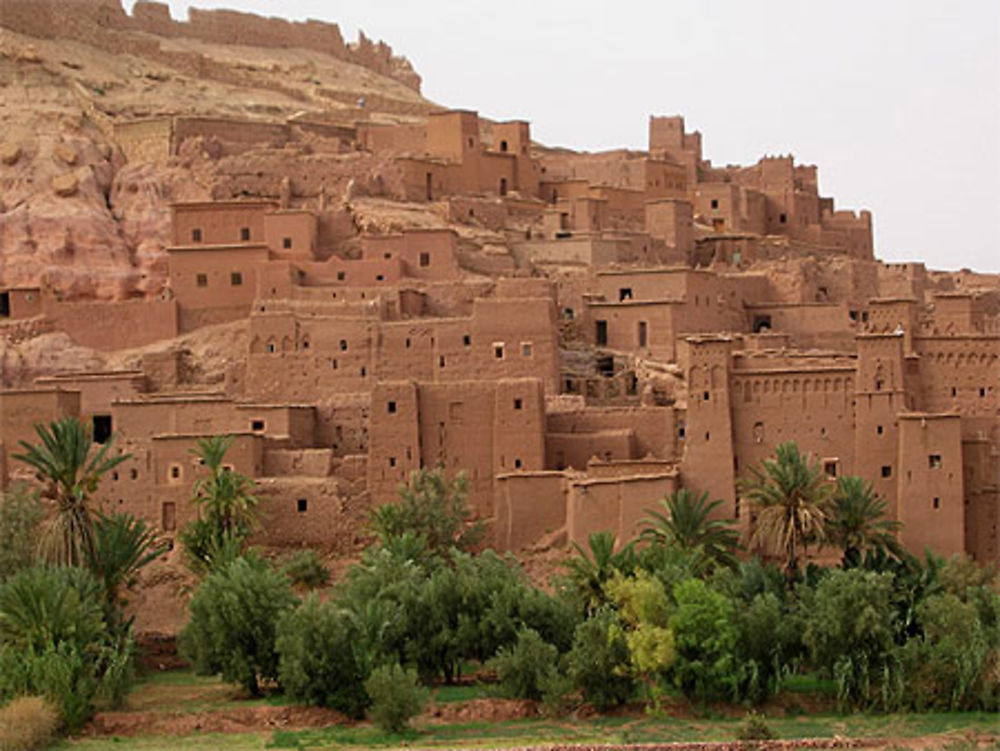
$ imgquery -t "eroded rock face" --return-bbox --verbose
[0,8,430,305]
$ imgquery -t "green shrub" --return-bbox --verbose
[0,695,59,751]
[364,663,428,733]
[281,549,330,590]
[0,567,104,652]
[180,555,298,696]
[734,592,797,703]
[0,566,133,731]
[735,710,775,741]
[368,467,483,554]
[488,628,559,701]
[800,568,900,710]
[900,592,997,711]
[276,595,370,717]
[567,607,634,710]
[669,577,742,703]
[0,486,43,583]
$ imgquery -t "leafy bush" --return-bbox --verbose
[276,595,370,717]
[336,544,575,685]
[488,628,559,701]
[368,467,483,554]
[567,607,634,710]
[364,663,428,733]
[0,486,43,583]
[734,592,798,703]
[800,568,900,710]
[281,549,330,590]
[669,578,741,703]
[180,555,298,695]
[0,695,59,751]
[900,591,997,711]
[0,566,133,731]
[735,710,775,741]
[605,570,675,707]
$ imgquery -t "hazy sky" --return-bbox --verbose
[130,1,1000,273]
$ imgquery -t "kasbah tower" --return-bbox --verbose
[0,0,997,612]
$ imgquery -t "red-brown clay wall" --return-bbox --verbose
[897,414,965,557]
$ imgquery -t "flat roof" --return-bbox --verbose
[167,243,268,252]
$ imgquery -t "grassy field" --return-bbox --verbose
[55,670,1000,751]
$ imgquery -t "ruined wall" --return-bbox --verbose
[0,0,421,91]
[44,298,178,350]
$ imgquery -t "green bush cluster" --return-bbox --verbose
[176,463,1000,726]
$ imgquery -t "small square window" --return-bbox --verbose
[824,461,838,478]
[439,356,446,367]
[384,252,392,259]
[929,454,942,469]
[514,398,523,410]
[376,274,384,281]
[494,344,505,359]
[877,425,884,435]
[881,465,892,478]
[337,271,346,281]
[932,497,940,510]
[387,401,396,414]
[240,227,251,241]
[710,199,719,209]
[340,339,348,351]
[514,458,522,469]
[463,334,471,347]
[170,465,181,479]
[196,273,208,288]
[779,213,787,224]
[251,419,265,431]
[389,457,397,467]
[522,342,533,357]
[703,391,710,401]
[980,387,987,397]
[705,431,711,441]
[419,252,430,267]
[283,237,292,249]
[191,228,202,242]
[297,498,308,513]
[230,272,243,286]
[951,387,958,397]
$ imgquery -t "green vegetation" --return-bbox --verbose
[178,435,260,575]
[180,555,298,696]
[276,594,370,717]
[13,416,129,567]
[4,443,997,749]
[364,663,428,733]
[54,710,1000,750]
[367,467,483,553]
[0,418,161,738]
[0,484,44,583]
[280,549,330,590]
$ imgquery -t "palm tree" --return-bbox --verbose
[563,530,636,614]
[640,489,740,570]
[189,435,259,538]
[742,442,832,584]
[826,476,903,568]
[14,416,129,566]
[86,511,166,634]
[181,435,259,573]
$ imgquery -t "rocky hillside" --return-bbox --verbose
[0,0,431,299]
